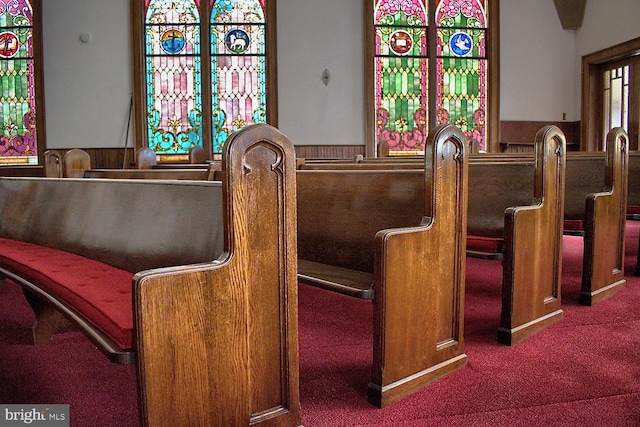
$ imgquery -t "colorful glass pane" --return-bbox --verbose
[435,0,487,150]
[145,0,202,156]
[0,0,37,164]
[374,0,428,154]
[210,0,266,154]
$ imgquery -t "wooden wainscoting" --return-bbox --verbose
[295,145,365,159]
[500,121,581,153]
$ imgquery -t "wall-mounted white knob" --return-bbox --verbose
[79,33,92,43]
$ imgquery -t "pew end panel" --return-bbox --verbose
[136,147,158,169]
[133,124,301,427]
[581,127,628,305]
[369,125,468,408]
[62,148,91,177]
[43,150,62,178]
[499,125,566,345]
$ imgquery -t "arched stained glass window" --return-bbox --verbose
[145,0,202,157]
[435,0,487,150]
[0,0,39,165]
[369,0,494,155]
[138,0,273,161]
[210,0,266,153]
[374,0,428,154]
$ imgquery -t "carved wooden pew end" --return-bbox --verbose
[297,124,468,408]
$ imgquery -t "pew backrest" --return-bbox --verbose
[0,178,224,273]
[83,168,213,180]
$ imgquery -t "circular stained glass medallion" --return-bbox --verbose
[160,29,186,54]
[389,30,413,56]
[450,32,473,57]
[225,28,250,54]
[0,32,19,58]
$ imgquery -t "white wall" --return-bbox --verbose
[42,0,131,149]
[40,1,640,149]
[576,0,640,56]
[499,0,577,121]
[277,0,364,146]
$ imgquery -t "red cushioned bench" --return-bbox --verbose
[0,177,225,363]
[0,238,135,353]
[0,124,302,426]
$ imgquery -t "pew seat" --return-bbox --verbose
[628,204,640,219]
[0,238,136,352]
[298,259,374,299]
[466,235,504,259]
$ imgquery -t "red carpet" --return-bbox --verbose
[1,223,639,426]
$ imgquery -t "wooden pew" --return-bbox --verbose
[0,124,301,426]
[468,126,566,345]
[297,124,468,408]
[136,147,158,169]
[568,128,628,305]
[298,126,567,347]
[301,128,629,306]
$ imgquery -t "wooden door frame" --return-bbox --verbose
[581,37,640,151]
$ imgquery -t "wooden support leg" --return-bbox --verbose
[22,290,77,344]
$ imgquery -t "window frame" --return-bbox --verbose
[130,0,278,161]
[364,0,499,156]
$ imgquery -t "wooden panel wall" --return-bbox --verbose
[295,145,365,159]
[500,121,581,153]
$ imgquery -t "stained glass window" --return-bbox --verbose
[435,0,487,150]
[142,0,269,160]
[372,0,489,155]
[0,0,38,165]
[374,0,428,154]
[145,0,202,158]
[210,0,266,153]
